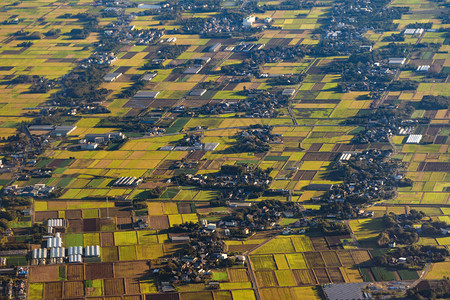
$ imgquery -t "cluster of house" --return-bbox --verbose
[238,126,282,144]
[31,233,100,265]
[153,231,244,290]
[113,176,143,186]
[184,15,246,35]
[80,52,117,68]
[78,132,126,150]
[203,207,307,237]
[134,29,164,45]
[4,279,26,299]
[196,94,287,118]
[180,172,270,190]
[355,113,417,144]
[3,184,54,198]
[327,149,403,207]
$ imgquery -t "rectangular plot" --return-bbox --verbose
[44,282,62,299]
[64,281,84,298]
[67,264,84,281]
[115,261,150,279]
[337,251,355,266]
[85,263,114,280]
[327,267,345,283]
[293,269,317,285]
[285,253,307,269]
[251,255,277,270]
[311,237,329,250]
[313,268,330,284]
[304,252,325,268]
[291,236,314,252]
[274,254,290,270]
[228,268,249,282]
[125,278,141,294]
[351,250,372,266]
[104,278,125,296]
[322,251,341,267]
[256,271,278,287]
[274,270,297,286]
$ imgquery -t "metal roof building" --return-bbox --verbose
[142,73,157,81]
[103,72,122,82]
[84,245,100,257]
[388,57,406,65]
[133,91,160,99]
[49,247,65,258]
[323,283,369,300]
[190,89,207,97]
[32,249,47,259]
[406,134,422,144]
[47,237,62,248]
[68,246,83,256]
[68,254,82,263]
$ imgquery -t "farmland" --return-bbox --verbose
[0,0,448,299]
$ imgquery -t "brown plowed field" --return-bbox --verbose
[125,278,141,294]
[44,282,63,299]
[64,281,84,298]
[67,264,84,281]
[85,263,114,280]
[29,265,59,282]
[115,261,149,278]
[101,232,115,246]
[104,278,125,296]
[149,215,170,229]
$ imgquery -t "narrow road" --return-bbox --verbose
[410,263,430,288]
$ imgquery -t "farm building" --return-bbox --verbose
[339,152,352,161]
[84,132,126,143]
[416,65,430,72]
[84,245,100,257]
[51,125,77,137]
[68,246,83,256]
[68,254,82,263]
[209,43,221,52]
[282,89,295,96]
[184,65,203,74]
[142,73,157,81]
[404,28,424,35]
[47,218,66,233]
[32,249,47,260]
[305,184,334,191]
[190,89,207,97]
[160,142,219,151]
[406,134,422,144]
[47,233,62,248]
[49,247,65,258]
[388,57,406,65]
[243,16,255,27]
[133,91,160,99]
[323,282,369,300]
[113,176,142,186]
[103,72,122,82]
